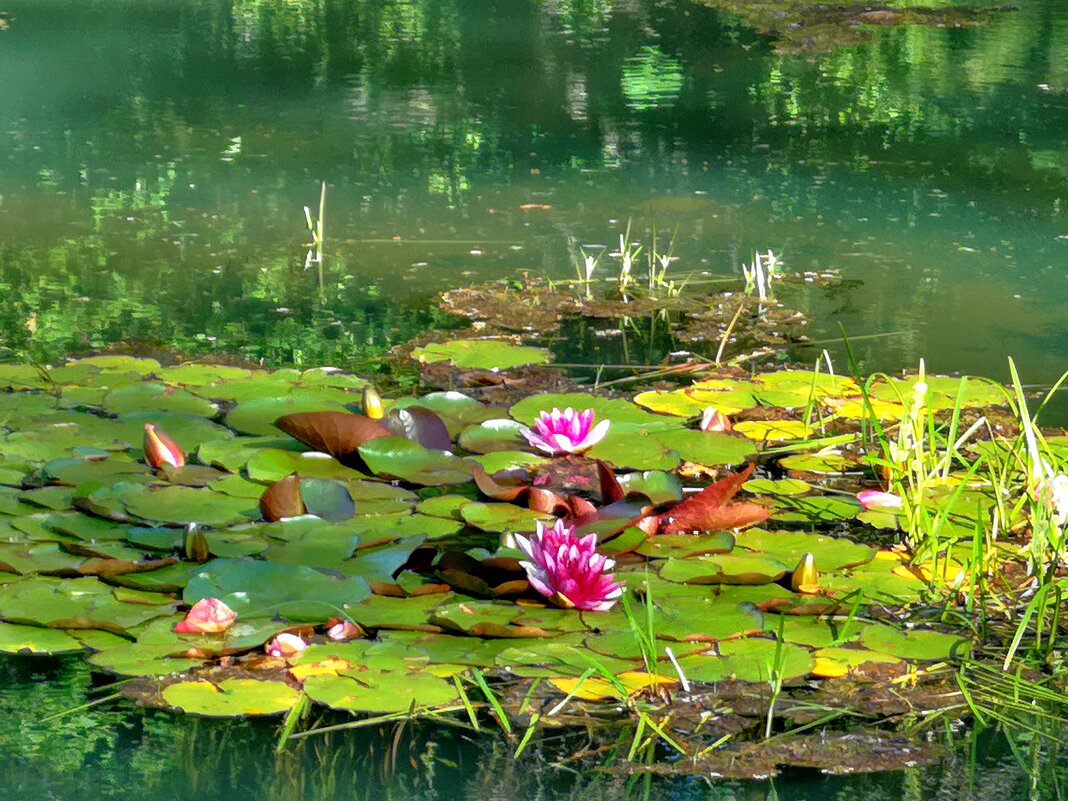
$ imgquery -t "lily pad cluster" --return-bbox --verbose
[0,356,992,730]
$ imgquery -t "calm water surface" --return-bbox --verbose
[1,0,1067,388]
[2,0,1068,797]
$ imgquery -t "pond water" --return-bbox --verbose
[2,0,1067,393]
[2,0,1068,797]
[0,653,1052,801]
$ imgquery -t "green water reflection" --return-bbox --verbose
[1,654,1062,801]
[1,0,1067,391]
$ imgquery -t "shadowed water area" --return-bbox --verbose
[2,0,1068,798]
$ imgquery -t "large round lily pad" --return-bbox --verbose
[162,678,300,717]
[412,339,551,370]
[303,670,459,713]
[124,486,258,527]
[183,558,371,621]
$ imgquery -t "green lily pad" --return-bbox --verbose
[391,392,501,432]
[346,593,450,631]
[412,339,551,370]
[457,419,528,454]
[157,364,254,386]
[198,436,303,473]
[0,622,84,654]
[184,558,371,621]
[812,647,903,677]
[778,451,854,474]
[102,384,217,418]
[225,395,349,436]
[652,429,757,466]
[124,486,257,527]
[303,670,459,714]
[743,478,812,496]
[618,471,683,505]
[635,532,735,559]
[734,530,876,572]
[675,638,814,683]
[163,678,301,717]
[460,502,553,533]
[358,437,472,486]
[245,450,368,483]
[0,576,176,632]
[858,625,971,660]
[659,553,790,585]
[89,643,207,677]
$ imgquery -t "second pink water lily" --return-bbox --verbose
[520,407,610,456]
[515,519,623,611]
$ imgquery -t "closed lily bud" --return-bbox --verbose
[790,553,819,594]
[266,632,308,658]
[174,598,237,634]
[144,423,185,469]
[856,490,903,510]
[184,523,210,562]
[362,386,385,419]
[326,619,361,641]
[700,407,732,433]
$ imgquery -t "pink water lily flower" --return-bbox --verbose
[856,490,904,510]
[266,632,308,658]
[174,598,237,634]
[520,407,610,456]
[143,423,186,469]
[515,519,624,612]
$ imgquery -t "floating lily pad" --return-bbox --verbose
[811,647,903,678]
[157,364,254,386]
[225,395,349,436]
[89,643,207,677]
[162,678,300,717]
[460,502,553,533]
[858,625,970,660]
[303,670,459,713]
[102,384,217,418]
[0,576,176,632]
[246,449,368,483]
[618,471,683,505]
[0,622,84,654]
[184,558,371,621]
[412,339,551,370]
[358,437,472,486]
[735,529,876,572]
[457,419,528,454]
[124,487,257,527]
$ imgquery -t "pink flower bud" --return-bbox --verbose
[700,407,733,433]
[266,632,308,658]
[144,423,186,469]
[174,598,237,634]
[326,620,361,641]
[856,490,903,510]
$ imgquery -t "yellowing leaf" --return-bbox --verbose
[288,657,350,682]
[734,420,811,441]
[811,647,901,678]
[549,671,677,700]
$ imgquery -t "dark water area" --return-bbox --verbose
[1,0,1067,399]
[0,652,1059,801]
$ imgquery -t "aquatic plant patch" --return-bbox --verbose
[0,355,1060,777]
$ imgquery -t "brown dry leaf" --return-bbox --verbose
[274,411,391,461]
